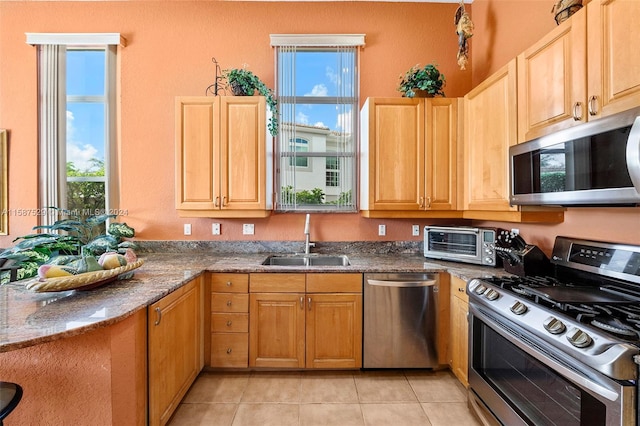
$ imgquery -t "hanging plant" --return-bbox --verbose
[222,67,279,137]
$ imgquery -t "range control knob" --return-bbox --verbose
[474,284,487,295]
[510,301,528,315]
[543,317,566,335]
[484,289,500,301]
[566,328,593,348]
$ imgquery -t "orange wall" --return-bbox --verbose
[0,1,470,246]
[0,310,147,425]
[0,1,638,254]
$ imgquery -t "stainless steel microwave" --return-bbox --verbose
[424,226,500,267]
[510,106,640,206]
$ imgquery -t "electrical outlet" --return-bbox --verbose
[212,223,221,235]
[412,225,420,236]
[243,224,255,235]
[183,223,192,236]
[378,224,386,236]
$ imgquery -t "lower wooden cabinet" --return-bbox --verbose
[449,275,469,387]
[210,273,249,367]
[249,273,362,369]
[148,277,203,426]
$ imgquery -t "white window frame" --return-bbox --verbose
[271,34,365,212]
[26,33,124,225]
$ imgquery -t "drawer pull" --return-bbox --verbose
[458,288,465,292]
[308,297,312,311]
[226,348,232,354]
[226,320,232,327]
[154,307,162,325]
[226,281,232,287]
[226,300,232,307]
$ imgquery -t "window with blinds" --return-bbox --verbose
[271,35,364,212]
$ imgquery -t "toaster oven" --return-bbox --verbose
[423,226,501,267]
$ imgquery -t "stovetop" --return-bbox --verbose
[479,275,640,343]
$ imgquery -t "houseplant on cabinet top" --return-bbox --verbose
[223,67,279,136]
[397,63,446,98]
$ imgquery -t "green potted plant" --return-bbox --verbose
[223,67,279,136]
[397,63,446,98]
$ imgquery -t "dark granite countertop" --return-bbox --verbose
[0,252,508,353]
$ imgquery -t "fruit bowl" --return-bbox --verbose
[24,259,144,292]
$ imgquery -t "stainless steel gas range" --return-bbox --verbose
[467,236,640,426]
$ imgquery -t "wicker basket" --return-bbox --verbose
[25,259,145,292]
[552,0,583,25]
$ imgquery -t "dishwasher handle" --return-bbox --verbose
[367,279,437,288]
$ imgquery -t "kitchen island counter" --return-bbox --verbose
[0,252,504,353]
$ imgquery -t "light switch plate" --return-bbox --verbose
[412,225,420,236]
[212,223,221,235]
[183,224,192,236]
[378,224,386,236]
[243,224,255,235]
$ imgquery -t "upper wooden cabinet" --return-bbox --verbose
[463,60,564,222]
[518,0,640,142]
[360,97,462,218]
[175,96,272,218]
[464,60,518,212]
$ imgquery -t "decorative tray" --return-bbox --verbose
[25,259,145,293]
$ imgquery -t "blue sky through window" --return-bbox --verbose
[66,49,106,172]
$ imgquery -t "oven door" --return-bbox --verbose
[468,303,636,426]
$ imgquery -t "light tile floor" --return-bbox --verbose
[168,369,482,426]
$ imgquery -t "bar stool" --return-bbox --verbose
[0,382,22,425]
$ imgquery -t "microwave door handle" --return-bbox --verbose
[627,116,640,192]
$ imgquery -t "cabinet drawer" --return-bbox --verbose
[211,273,249,293]
[211,333,248,367]
[306,273,362,293]
[211,293,249,312]
[250,273,305,292]
[211,313,249,333]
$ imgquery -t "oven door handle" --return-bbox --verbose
[470,304,621,402]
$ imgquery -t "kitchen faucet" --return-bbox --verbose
[304,213,315,254]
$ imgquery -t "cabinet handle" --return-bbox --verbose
[419,197,425,208]
[588,95,599,116]
[226,320,232,327]
[300,296,304,309]
[427,197,431,208]
[572,102,583,121]
[226,281,232,287]
[308,297,312,311]
[214,196,220,207]
[222,196,227,207]
[154,307,162,325]
[226,348,232,354]
[458,287,465,292]
[226,300,232,307]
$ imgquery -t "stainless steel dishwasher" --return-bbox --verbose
[363,273,439,368]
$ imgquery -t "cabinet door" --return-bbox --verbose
[249,293,305,368]
[449,276,468,387]
[464,60,518,212]
[425,98,458,210]
[175,97,220,210]
[517,9,587,142]
[149,278,203,426]
[306,293,362,369]
[587,0,640,119]
[219,97,267,211]
[361,98,425,211]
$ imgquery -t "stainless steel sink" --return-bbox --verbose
[261,255,350,266]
